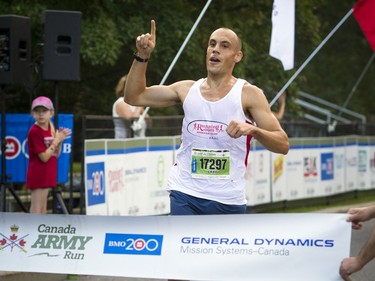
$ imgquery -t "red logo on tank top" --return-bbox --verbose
[187,120,228,139]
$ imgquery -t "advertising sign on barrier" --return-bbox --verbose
[0,114,73,183]
[286,147,305,200]
[345,142,358,192]
[107,151,149,215]
[371,144,375,187]
[358,137,372,190]
[302,147,320,198]
[145,150,173,215]
[245,141,272,206]
[271,152,287,202]
[320,150,335,195]
[333,146,345,194]
[85,138,174,216]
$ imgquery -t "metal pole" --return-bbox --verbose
[52,81,69,214]
[52,81,59,213]
[159,0,212,86]
[0,86,28,212]
[270,8,354,107]
[339,53,375,114]
[0,85,6,211]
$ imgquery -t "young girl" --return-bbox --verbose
[26,96,71,214]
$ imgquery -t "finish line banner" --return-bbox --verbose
[0,213,350,281]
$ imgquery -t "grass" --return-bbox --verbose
[72,162,81,174]
[254,190,375,213]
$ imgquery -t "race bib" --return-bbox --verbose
[191,148,230,179]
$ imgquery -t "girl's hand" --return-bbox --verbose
[55,128,72,144]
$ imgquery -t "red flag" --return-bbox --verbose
[353,0,375,52]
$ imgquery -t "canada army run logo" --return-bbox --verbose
[0,224,29,253]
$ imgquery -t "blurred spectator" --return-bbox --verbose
[112,75,148,138]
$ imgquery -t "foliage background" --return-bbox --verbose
[1,0,374,160]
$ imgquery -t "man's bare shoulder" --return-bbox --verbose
[242,81,264,95]
[170,80,196,100]
[242,81,266,103]
[171,80,195,89]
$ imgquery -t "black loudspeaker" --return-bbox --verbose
[42,10,81,81]
[0,15,31,85]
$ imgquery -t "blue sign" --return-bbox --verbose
[0,114,73,183]
[103,233,163,255]
[321,152,334,181]
[86,162,106,206]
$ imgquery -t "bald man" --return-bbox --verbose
[125,19,289,216]
[125,18,290,281]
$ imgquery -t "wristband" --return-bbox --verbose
[133,53,149,63]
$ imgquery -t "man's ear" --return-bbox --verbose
[234,51,243,63]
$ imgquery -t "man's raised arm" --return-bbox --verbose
[124,20,156,106]
[124,20,182,108]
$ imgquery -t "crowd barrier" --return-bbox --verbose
[84,135,375,216]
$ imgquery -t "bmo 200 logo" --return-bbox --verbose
[5,136,21,159]
[103,233,163,256]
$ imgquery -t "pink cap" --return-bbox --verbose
[31,96,54,111]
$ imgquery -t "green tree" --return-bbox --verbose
[1,0,373,161]
[0,0,326,115]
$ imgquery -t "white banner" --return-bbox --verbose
[269,0,295,70]
[0,212,350,281]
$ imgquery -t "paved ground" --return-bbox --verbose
[1,202,375,281]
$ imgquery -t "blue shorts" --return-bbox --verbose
[169,190,247,215]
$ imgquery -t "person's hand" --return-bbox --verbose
[55,128,72,144]
[136,20,156,58]
[226,120,253,138]
[339,257,363,280]
[347,207,373,230]
[279,91,286,104]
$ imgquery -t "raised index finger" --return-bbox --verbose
[150,19,156,39]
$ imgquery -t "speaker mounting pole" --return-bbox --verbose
[51,80,69,214]
[0,85,6,211]
[0,85,28,212]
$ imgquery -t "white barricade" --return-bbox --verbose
[84,136,375,216]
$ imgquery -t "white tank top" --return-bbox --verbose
[112,97,147,138]
[167,78,253,205]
